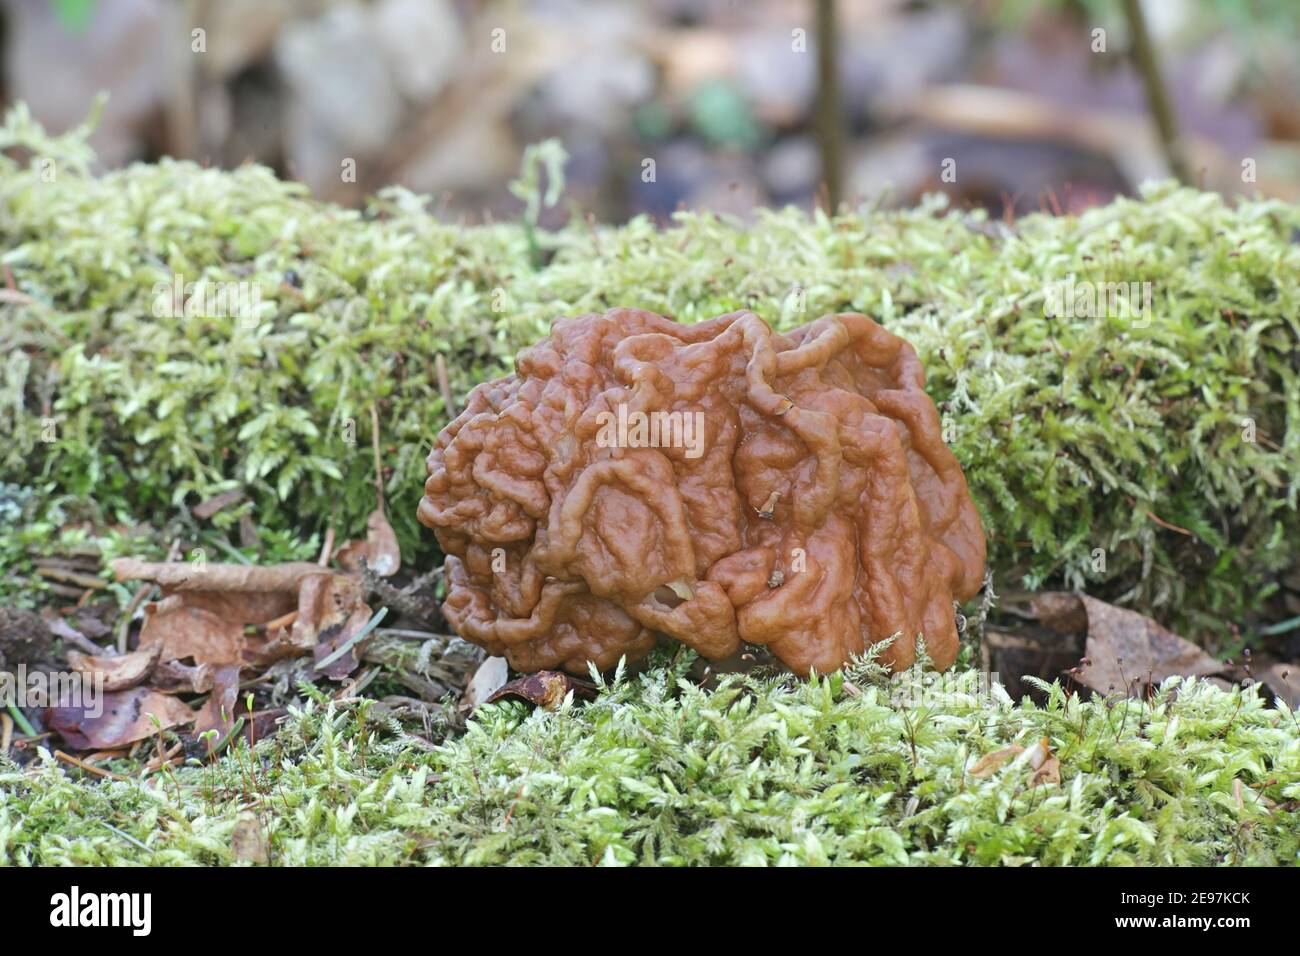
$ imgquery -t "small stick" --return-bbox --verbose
[35,567,106,590]
[143,741,184,773]
[43,616,111,657]
[370,403,385,509]
[54,749,129,781]
[111,558,328,592]
[375,627,456,641]
[1145,510,1194,537]
[1,713,12,755]
[39,582,87,600]
[117,583,154,655]
[435,354,456,419]
[262,609,300,633]
[1121,0,1191,184]
[318,527,336,567]
[117,538,181,653]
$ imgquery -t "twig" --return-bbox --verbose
[117,582,155,655]
[117,538,180,653]
[814,0,844,211]
[435,354,457,419]
[0,713,12,755]
[35,567,106,590]
[111,557,328,592]
[370,403,385,509]
[1121,0,1192,184]
[375,627,456,642]
[54,749,129,781]
[43,616,111,657]
[318,526,336,567]
[1145,510,1194,537]
[143,741,184,773]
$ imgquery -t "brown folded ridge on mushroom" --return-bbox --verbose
[419,308,985,676]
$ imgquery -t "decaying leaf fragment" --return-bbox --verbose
[67,642,162,692]
[231,812,269,864]
[486,671,599,710]
[46,688,196,750]
[1048,594,1224,696]
[335,508,401,578]
[48,557,380,752]
[968,745,1024,778]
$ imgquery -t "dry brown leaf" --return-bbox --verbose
[335,508,401,578]
[1035,593,1223,696]
[192,488,245,520]
[1260,663,1299,710]
[67,642,162,692]
[311,604,375,680]
[151,659,215,694]
[486,671,600,711]
[1024,736,1051,770]
[231,812,268,864]
[1030,755,1061,788]
[138,596,244,666]
[46,688,195,750]
[968,744,1024,778]
[193,664,242,740]
[462,656,509,710]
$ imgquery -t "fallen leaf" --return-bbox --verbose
[192,488,245,520]
[462,656,509,710]
[1260,663,1299,710]
[46,688,195,749]
[1024,736,1051,770]
[138,596,244,666]
[231,812,268,864]
[487,671,599,711]
[312,604,376,680]
[969,744,1025,778]
[67,642,162,692]
[151,659,215,694]
[1036,593,1223,696]
[1030,755,1061,788]
[335,508,401,577]
[193,664,242,740]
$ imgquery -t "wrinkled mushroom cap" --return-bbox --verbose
[419,309,985,675]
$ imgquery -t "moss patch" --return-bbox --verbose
[2,655,1297,866]
[3,108,1298,641]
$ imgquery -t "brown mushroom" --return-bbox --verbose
[418,309,985,676]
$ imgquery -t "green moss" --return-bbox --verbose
[3,107,1297,640]
[1,655,1296,866]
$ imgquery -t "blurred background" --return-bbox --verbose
[3,0,1299,221]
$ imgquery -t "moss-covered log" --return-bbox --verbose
[2,106,1298,643]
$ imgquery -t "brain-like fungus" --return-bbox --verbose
[419,308,986,676]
